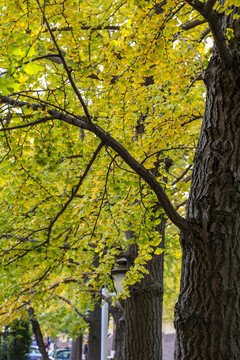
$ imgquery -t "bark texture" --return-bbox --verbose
[124,254,164,360]
[124,218,166,360]
[28,308,50,360]
[174,53,240,359]
[71,335,83,360]
[87,301,101,360]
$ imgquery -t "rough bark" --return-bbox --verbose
[28,308,50,360]
[124,217,166,360]
[70,335,83,360]
[174,52,240,359]
[88,301,101,360]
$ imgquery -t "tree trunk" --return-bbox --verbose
[28,308,50,360]
[124,217,166,360]
[124,253,164,360]
[109,306,124,360]
[174,53,240,359]
[71,335,82,360]
[88,301,101,360]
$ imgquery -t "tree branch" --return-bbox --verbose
[206,10,233,65]
[203,0,217,13]
[184,0,233,65]
[171,164,192,186]
[44,25,120,33]
[36,0,92,123]
[0,95,192,235]
[0,94,90,126]
[48,278,81,291]
[175,199,188,210]
[85,127,191,234]
[0,94,45,111]
[0,116,55,131]
[178,34,205,80]
[26,54,100,80]
[184,0,204,13]
[1,234,41,243]
[46,141,104,242]
[198,27,211,42]
[182,18,207,31]
[55,295,90,323]
[181,114,202,126]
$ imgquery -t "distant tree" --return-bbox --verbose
[70,335,83,360]
[28,308,50,360]
[0,319,31,360]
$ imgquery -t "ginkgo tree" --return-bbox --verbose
[0,3,200,358]
[0,0,239,359]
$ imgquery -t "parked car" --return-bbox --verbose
[49,349,70,359]
[29,346,41,354]
[25,354,43,360]
[26,346,54,360]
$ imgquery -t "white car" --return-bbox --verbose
[29,346,41,354]
[27,345,54,360]
[48,349,70,359]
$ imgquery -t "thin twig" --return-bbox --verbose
[55,295,90,323]
[0,116,55,132]
[47,141,104,242]
[171,164,192,186]
[35,0,92,122]
[178,34,205,79]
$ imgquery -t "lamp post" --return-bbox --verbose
[100,258,128,360]
[111,258,128,293]
[101,287,110,360]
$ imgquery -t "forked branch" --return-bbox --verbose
[0,94,192,235]
[184,0,233,65]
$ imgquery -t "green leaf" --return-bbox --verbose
[154,248,164,255]
[23,62,44,75]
